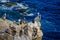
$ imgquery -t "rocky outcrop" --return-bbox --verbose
[0,18,43,40]
[0,19,13,32]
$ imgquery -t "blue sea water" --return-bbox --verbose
[0,0,60,40]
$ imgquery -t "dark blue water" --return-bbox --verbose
[0,0,60,40]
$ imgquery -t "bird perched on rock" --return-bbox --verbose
[2,13,6,20]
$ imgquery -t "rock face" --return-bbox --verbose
[0,19,13,32]
[0,18,43,40]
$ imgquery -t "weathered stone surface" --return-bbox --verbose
[0,18,43,40]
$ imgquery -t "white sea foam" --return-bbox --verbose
[27,13,34,16]
[1,0,10,2]
[17,3,28,9]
